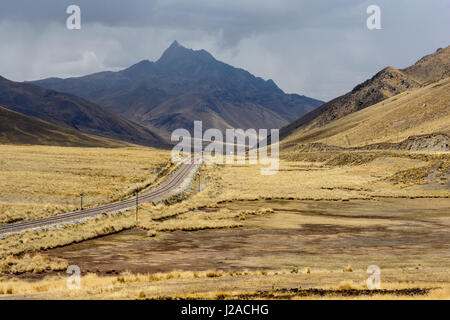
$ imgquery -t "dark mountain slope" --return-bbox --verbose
[0,76,168,148]
[0,106,125,147]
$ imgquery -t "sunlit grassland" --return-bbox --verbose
[0,145,448,300]
[202,155,448,201]
[0,145,171,224]
[2,151,447,259]
[0,268,448,300]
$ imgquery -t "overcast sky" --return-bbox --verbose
[0,0,448,101]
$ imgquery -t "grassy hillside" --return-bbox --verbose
[282,77,450,149]
[280,46,450,141]
[402,46,450,84]
[0,106,125,147]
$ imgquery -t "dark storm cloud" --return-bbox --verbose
[0,0,449,100]
[0,0,362,43]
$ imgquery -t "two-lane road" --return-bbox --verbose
[0,163,197,236]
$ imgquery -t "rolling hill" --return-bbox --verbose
[0,76,168,148]
[280,46,450,141]
[282,76,450,150]
[0,106,126,147]
[31,41,323,139]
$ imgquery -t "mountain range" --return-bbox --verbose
[1,42,448,149]
[31,41,323,139]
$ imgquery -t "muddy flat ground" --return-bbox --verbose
[42,198,450,288]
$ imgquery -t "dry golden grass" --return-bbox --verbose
[283,77,450,149]
[139,205,273,233]
[0,268,448,300]
[194,156,448,202]
[0,161,204,260]
[0,269,258,297]
[389,160,440,185]
[0,210,136,259]
[0,254,68,275]
[0,145,171,223]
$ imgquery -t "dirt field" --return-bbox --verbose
[1,197,448,299]
[42,198,450,275]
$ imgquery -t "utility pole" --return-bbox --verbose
[135,191,139,222]
[345,135,351,147]
[80,193,84,211]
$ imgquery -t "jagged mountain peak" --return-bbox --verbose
[156,41,215,67]
[169,40,182,49]
[122,41,217,77]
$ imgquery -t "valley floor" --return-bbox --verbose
[0,147,449,299]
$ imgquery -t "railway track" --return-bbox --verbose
[0,163,197,235]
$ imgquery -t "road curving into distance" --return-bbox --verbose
[0,163,197,236]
